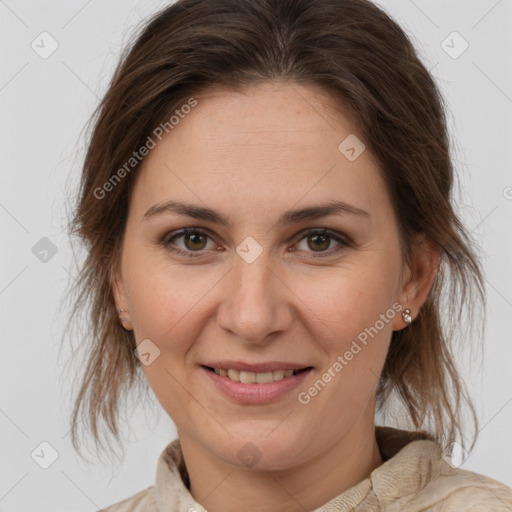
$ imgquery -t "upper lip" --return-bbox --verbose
[202,360,312,373]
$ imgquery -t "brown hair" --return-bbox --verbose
[64,0,485,464]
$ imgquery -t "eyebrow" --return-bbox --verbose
[143,199,370,229]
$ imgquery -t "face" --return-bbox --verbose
[113,81,419,470]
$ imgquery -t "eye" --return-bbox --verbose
[160,227,351,258]
[293,228,351,257]
[161,228,218,257]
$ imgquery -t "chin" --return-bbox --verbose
[210,427,312,471]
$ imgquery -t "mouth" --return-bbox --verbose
[202,365,312,384]
[200,362,314,404]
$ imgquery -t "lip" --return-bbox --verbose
[202,360,310,373]
[201,364,313,404]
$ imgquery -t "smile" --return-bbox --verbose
[201,363,313,404]
[205,366,308,383]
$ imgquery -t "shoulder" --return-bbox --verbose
[409,466,512,511]
[373,428,512,511]
[97,485,156,512]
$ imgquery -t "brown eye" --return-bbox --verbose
[162,228,217,257]
[183,232,208,251]
[294,228,351,257]
[307,233,330,251]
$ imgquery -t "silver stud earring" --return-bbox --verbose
[118,308,129,323]
[402,308,412,325]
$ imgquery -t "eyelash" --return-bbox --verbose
[160,227,351,259]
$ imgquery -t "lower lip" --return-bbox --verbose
[201,366,313,404]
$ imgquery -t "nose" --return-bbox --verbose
[216,250,293,345]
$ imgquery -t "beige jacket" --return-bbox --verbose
[99,426,512,511]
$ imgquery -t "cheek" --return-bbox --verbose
[122,252,208,424]
[288,258,398,413]
[123,247,224,354]
[289,257,398,353]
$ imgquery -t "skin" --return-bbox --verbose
[113,81,439,512]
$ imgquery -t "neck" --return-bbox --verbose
[178,403,383,512]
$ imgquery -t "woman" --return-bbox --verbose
[66,0,512,510]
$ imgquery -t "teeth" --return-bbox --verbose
[212,367,304,383]
[256,371,274,383]
[227,369,239,381]
[272,370,285,381]
[240,371,256,383]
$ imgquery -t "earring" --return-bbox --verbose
[402,308,412,325]
[118,308,130,323]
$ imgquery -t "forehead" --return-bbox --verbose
[130,82,390,227]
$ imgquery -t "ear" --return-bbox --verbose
[110,263,133,331]
[392,233,440,331]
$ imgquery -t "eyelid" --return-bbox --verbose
[291,228,351,257]
[160,226,351,258]
[160,227,218,258]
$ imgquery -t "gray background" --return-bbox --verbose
[1,0,511,510]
